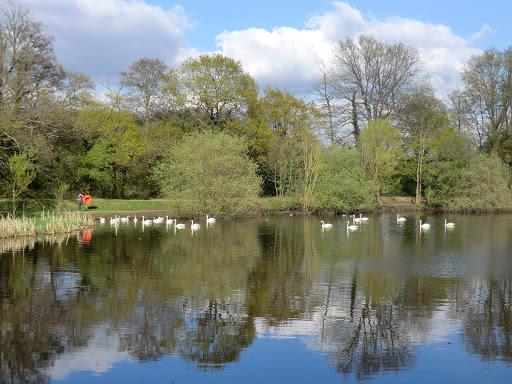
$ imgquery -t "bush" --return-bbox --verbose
[313,146,375,213]
[152,131,261,216]
[445,153,512,211]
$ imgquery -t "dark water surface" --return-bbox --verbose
[1,212,512,383]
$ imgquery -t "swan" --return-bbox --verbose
[444,219,455,228]
[165,216,174,225]
[206,215,216,223]
[133,214,138,223]
[359,213,369,221]
[347,221,358,231]
[191,220,201,230]
[120,215,130,222]
[152,216,165,224]
[352,214,362,223]
[419,220,430,229]
[174,219,186,229]
[321,220,333,229]
[142,216,153,225]
[110,216,120,225]
[397,214,406,223]
[99,217,106,223]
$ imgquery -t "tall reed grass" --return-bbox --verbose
[0,212,95,238]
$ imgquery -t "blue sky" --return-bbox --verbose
[18,0,511,98]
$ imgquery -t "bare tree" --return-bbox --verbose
[120,58,168,124]
[458,47,512,153]
[0,1,64,121]
[309,63,353,145]
[332,35,423,129]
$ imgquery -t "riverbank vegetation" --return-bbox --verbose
[2,2,512,219]
[0,212,95,238]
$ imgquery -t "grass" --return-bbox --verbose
[0,211,96,238]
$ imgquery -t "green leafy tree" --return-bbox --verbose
[76,106,144,197]
[8,148,37,215]
[260,87,324,210]
[399,94,450,204]
[152,131,261,216]
[172,54,259,129]
[423,127,473,207]
[358,119,403,204]
[445,153,512,211]
[314,146,375,212]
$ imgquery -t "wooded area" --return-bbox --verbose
[2,2,512,215]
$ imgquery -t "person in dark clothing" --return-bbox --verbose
[77,193,83,211]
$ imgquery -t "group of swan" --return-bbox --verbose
[100,214,216,231]
[320,214,455,232]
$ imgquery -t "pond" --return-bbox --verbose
[1,212,512,383]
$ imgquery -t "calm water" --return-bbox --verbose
[1,212,512,383]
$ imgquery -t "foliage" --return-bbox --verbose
[314,146,375,212]
[444,153,512,211]
[8,149,38,215]
[174,53,259,129]
[423,127,473,206]
[398,94,450,204]
[152,131,261,216]
[358,119,403,203]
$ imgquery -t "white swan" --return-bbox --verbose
[444,219,455,229]
[165,216,174,225]
[99,217,106,223]
[321,220,333,229]
[191,220,201,230]
[120,215,130,222]
[397,214,406,223]
[133,214,138,223]
[174,220,186,229]
[347,221,358,231]
[206,215,216,224]
[419,220,430,229]
[359,213,369,221]
[352,214,362,223]
[152,216,165,224]
[142,216,153,225]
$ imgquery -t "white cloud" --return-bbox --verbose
[215,1,481,99]
[20,0,194,83]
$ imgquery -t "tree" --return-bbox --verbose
[76,106,144,198]
[152,132,261,216]
[423,127,473,207]
[309,63,351,145]
[314,146,374,212]
[0,1,64,126]
[332,35,423,129]
[447,153,512,211]
[458,47,512,153]
[358,119,403,204]
[120,58,168,124]
[173,54,258,129]
[259,87,323,210]
[399,94,450,204]
[8,148,37,215]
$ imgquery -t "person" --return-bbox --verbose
[77,193,83,212]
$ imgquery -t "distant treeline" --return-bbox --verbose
[1,2,512,215]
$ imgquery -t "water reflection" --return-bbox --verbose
[1,213,512,382]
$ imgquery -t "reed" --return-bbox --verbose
[0,212,95,238]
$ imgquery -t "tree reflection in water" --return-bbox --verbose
[1,214,512,382]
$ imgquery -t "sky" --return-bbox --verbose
[16,0,512,100]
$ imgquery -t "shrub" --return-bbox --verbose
[152,131,261,216]
[313,146,375,213]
